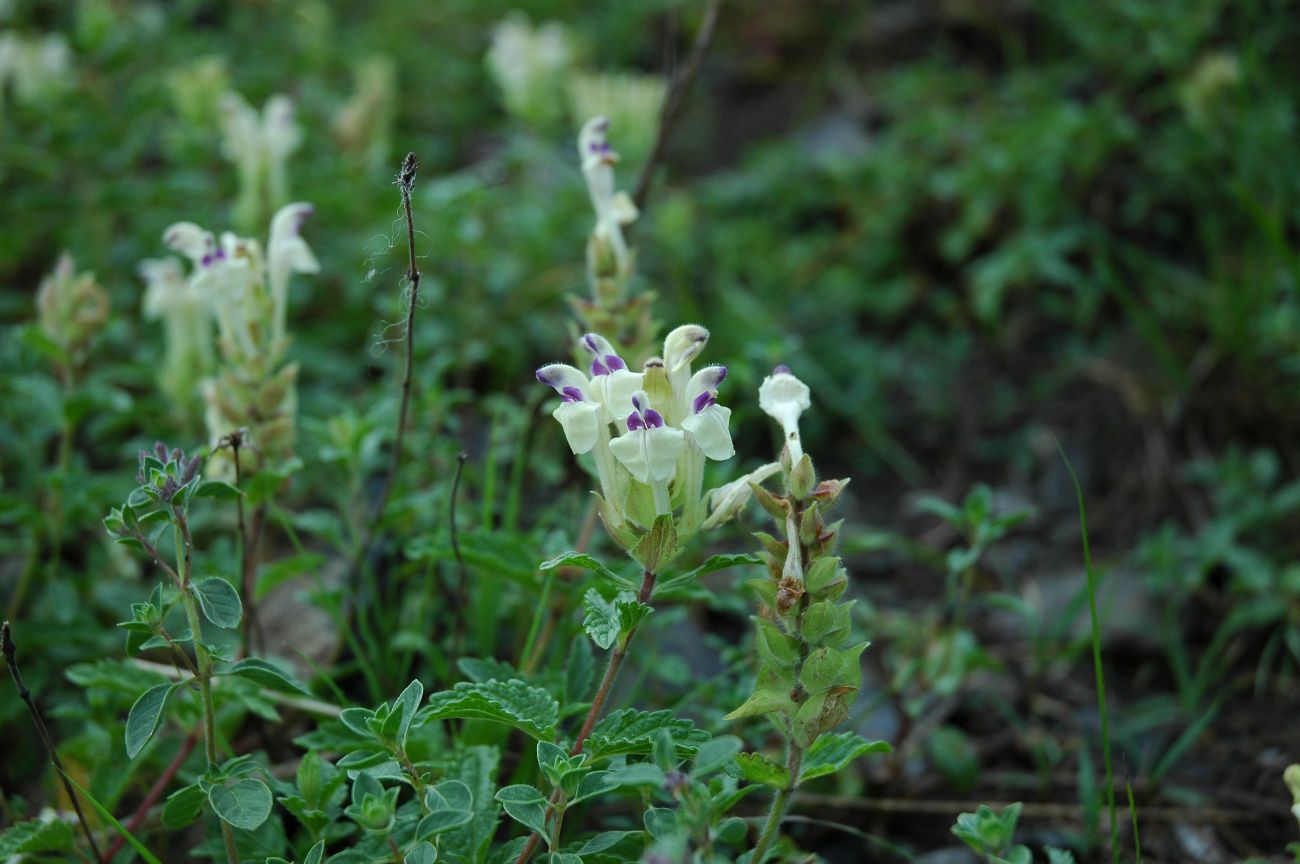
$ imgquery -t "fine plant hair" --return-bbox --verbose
[2,621,105,864]
[361,151,422,555]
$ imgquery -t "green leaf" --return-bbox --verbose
[391,678,424,748]
[67,658,168,695]
[652,552,760,600]
[417,679,558,741]
[209,777,274,830]
[193,480,242,500]
[339,707,376,738]
[724,688,796,721]
[494,785,548,837]
[443,745,501,864]
[125,682,179,758]
[735,752,791,789]
[193,577,243,629]
[161,783,207,829]
[539,550,636,589]
[632,513,677,573]
[579,830,643,855]
[585,708,711,760]
[690,735,742,777]
[304,840,326,864]
[224,658,312,695]
[582,589,621,650]
[0,818,74,856]
[582,588,653,651]
[799,732,891,782]
[405,841,437,864]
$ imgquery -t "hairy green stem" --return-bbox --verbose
[751,742,803,862]
[175,521,239,864]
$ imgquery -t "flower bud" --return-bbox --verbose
[789,453,816,500]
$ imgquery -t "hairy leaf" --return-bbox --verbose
[416,680,558,741]
[585,708,711,760]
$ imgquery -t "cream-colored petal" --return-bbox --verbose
[682,405,734,461]
[554,401,601,455]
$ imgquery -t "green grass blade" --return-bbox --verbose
[61,772,164,864]
[1056,440,1118,863]
[1127,778,1142,864]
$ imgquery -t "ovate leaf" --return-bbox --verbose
[799,732,891,782]
[125,682,179,758]
[494,785,548,836]
[193,577,243,629]
[161,783,207,828]
[735,752,791,789]
[416,680,558,742]
[585,708,711,760]
[652,553,760,600]
[539,551,635,590]
[209,777,273,830]
[224,658,312,695]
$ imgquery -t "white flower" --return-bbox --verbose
[701,461,782,529]
[759,365,812,462]
[608,391,684,485]
[661,323,709,402]
[679,365,734,461]
[579,332,643,422]
[578,117,638,277]
[486,14,573,126]
[535,363,602,455]
[267,203,319,358]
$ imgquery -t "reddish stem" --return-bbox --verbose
[513,569,656,864]
[105,728,200,860]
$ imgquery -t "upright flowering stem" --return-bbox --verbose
[732,367,868,861]
[513,568,658,864]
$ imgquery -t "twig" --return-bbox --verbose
[368,152,422,540]
[104,728,200,861]
[449,451,470,652]
[3,621,105,863]
[221,430,265,655]
[630,0,726,213]
[513,569,658,864]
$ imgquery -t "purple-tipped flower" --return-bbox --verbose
[578,332,644,422]
[609,389,685,485]
[680,364,734,461]
[536,363,602,455]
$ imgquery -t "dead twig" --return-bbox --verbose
[3,621,105,863]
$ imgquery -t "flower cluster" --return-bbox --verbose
[729,365,863,748]
[34,253,109,376]
[578,116,639,293]
[219,90,302,232]
[537,325,736,564]
[485,13,574,129]
[149,203,318,476]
